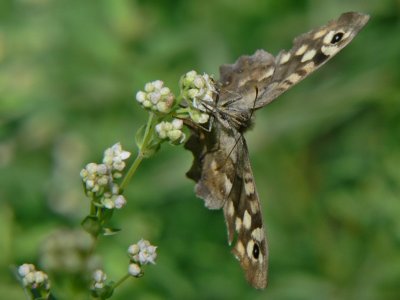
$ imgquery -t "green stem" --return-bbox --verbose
[111,273,131,290]
[120,112,155,190]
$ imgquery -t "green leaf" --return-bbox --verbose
[81,215,101,237]
[135,125,146,148]
[103,227,121,236]
[142,139,161,158]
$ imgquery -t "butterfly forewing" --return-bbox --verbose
[256,12,370,108]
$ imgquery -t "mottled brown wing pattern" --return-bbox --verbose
[185,122,268,288]
[216,12,369,113]
[185,12,369,289]
[255,12,369,107]
[222,137,268,289]
[185,122,238,210]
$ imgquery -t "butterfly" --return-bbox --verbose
[185,12,369,288]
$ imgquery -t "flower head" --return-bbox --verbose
[103,142,131,176]
[155,118,186,144]
[91,269,107,290]
[136,80,175,114]
[128,239,157,265]
[128,263,142,277]
[18,264,50,292]
[180,70,216,124]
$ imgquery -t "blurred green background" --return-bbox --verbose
[1,0,399,299]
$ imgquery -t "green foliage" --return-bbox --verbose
[1,0,399,299]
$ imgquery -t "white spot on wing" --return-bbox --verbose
[227,200,234,217]
[313,29,327,40]
[235,217,242,232]
[323,30,335,44]
[236,241,245,258]
[264,67,274,79]
[321,45,339,56]
[244,180,255,195]
[286,73,302,84]
[301,61,315,74]
[251,227,264,242]
[246,240,255,259]
[301,49,316,62]
[243,210,252,230]
[279,52,291,64]
[295,44,308,56]
[224,175,233,194]
[249,200,259,214]
[210,160,218,174]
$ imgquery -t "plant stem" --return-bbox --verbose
[111,273,131,290]
[120,112,154,190]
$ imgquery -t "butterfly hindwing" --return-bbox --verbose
[186,122,268,288]
[223,137,268,289]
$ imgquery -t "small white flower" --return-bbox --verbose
[160,87,170,96]
[97,164,108,175]
[97,175,109,186]
[136,91,146,103]
[189,110,210,124]
[198,113,210,124]
[128,263,141,277]
[148,92,161,104]
[24,272,35,285]
[34,271,47,284]
[172,118,183,129]
[155,119,185,144]
[114,195,127,209]
[102,198,114,209]
[156,102,168,113]
[129,239,158,265]
[193,76,204,89]
[86,163,98,175]
[143,100,152,108]
[128,244,140,256]
[18,264,35,277]
[92,269,107,291]
[144,82,155,92]
[79,169,88,179]
[167,130,184,143]
[18,264,50,291]
[103,143,131,174]
[113,161,126,172]
[93,269,107,283]
[188,88,199,99]
[153,80,163,90]
[93,282,104,289]
[136,239,157,265]
[136,80,175,114]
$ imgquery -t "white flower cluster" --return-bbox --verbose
[18,264,50,291]
[180,70,216,124]
[92,269,107,290]
[155,118,185,144]
[103,143,131,178]
[80,143,129,209]
[136,80,175,114]
[127,239,157,277]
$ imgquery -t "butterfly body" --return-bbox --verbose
[185,12,369,289]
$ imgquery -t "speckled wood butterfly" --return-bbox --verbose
[185,12,369,288]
